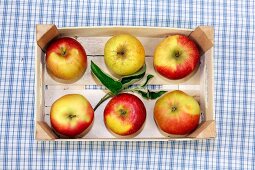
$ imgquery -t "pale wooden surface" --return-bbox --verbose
[36,24,59,49]
[188,120,216,138]
[58,26,192,38]
[36,121,57,140]
[189,26,214,53]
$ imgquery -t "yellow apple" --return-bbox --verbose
[104,34,145,76]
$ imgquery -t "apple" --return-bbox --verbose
[104,34,145,76]
[104,93,146,137]
[154,35,200,80]
[50,94,94,138]
[154,90,200,136]
[46,37,87,81]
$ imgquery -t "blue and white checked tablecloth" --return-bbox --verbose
[0,0,254,169]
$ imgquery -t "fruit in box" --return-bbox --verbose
[46,37,87,81]
[50,94,94,138]
[154,35,200,80]
[154,90,200,136]
[104,34,145,76]
[104,93,146,137]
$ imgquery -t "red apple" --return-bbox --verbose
[46,37,87,81]
[104,93,146,137]
[50,94,94,138]
[154,35,200,80]
[154,90,200,136]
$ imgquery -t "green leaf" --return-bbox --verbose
[141,74,154,87]
[91,61,122,94]
[134,90,149,99]
[120,64,146,88]
[147,90,167,99]
[134,89,167,99]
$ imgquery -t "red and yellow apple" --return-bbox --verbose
[154,35,200,80]
[104,34,145,76]
[50,94,94,138]
[104,93,146,137]
[46,37,87,81]
[154,90,200,136]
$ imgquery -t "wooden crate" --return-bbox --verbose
[35,24,216,141]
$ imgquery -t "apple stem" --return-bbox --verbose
[68,114,76,119]
[119,109,127,115]
[175,51,181,58]
[60,47,67,56]
[94,92,114,111]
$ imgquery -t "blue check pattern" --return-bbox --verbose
[0,0,254,169]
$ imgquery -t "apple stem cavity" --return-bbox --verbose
[68,114,77,119]
[175,51,181,58]
[116,45,127,57]
[119,109,127,115]
[60,47,67,56]
[117,50,125,56]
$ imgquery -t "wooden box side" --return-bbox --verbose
[58,26,192,38]
[188,26,216,138]
[35,25,58,140]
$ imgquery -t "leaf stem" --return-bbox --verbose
[94,92,114,111]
